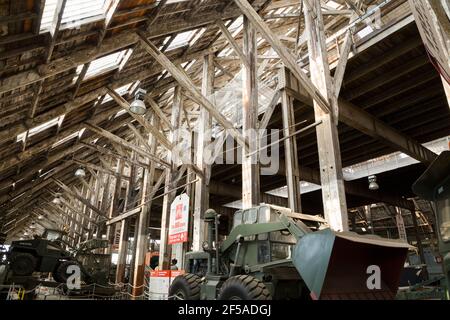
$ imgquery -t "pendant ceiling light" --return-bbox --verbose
[368,175,379,191]
[130,88,147,115]
[75,167,86,178]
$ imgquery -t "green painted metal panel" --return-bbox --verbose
[292,229,335,299]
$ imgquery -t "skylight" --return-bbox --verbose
[16,116,64,142]
[189,28,206,46]
[103,83,134,103]
[325,1,341,9]
[181,59,197,72]
[74,49,133,81]
[114,109,127,118]
[51,130,81,148]
[40,0,109,33]
[167,30,195,51]
[228,17,243,36]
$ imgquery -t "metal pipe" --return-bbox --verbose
[207,217,214,275]
[214,213,220,275]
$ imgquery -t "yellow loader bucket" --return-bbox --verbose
[292,229,414,300]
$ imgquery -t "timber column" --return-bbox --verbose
[304,2,348,231]
[115,159,129,284]
[192,54,214,251]
[159,86,183,269]
[242,16,260,209]
[279,67,301,212]
[132,116,159,296]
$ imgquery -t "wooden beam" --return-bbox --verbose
[216,19,251,69]
[0,44,220,143]
[0,12,38,24]
[279,69,301,212]
[213,59,235,80]
[192,54,214,251]
[106,87,173,150]
[84,122,171,168]
[145,0,167,27]
[443,76,450,111]
[137,31,249,152]
[132,116,160,295]
[73,159,131,181]
[233,0,331,114]
[333,15,356,98]
[338,99,438,164]
[146,97,174,131]
[78,142,150,169]
[0,5,249,95]
[109,89,204,177]
[45,0,68,62]
[304,0,348,232]
[159,86,183,269]
[127,123,154,153]
[106,169,166,226]
[104,158,124,252]
[241,16,260,209]
[283,64,438,165]
[58,198,99,226]
[52,178,107,218]
[259,89,281,132]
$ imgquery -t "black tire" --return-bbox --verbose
[10,252,36,276]
[218,275,272,300]
[53,260,81,284]
[169,273,201,300]
[52,262,64,283]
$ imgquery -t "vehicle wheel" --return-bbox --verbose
[218,275,272,300]
[169,273,201,300]
[52,263,64,283]
[10,253,36,276]
[53,261,81,284]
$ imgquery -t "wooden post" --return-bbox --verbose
[192,54,214,251]
[114,159,129,283]
[443,77,450,111]
[159,86,183,269]
[132,117,159,296]
[87,175,98,239]
[279,68,301,212]
[125,151,139,290]
[79,183,89,244]
[241,16,260,209]
[66,197,76,246]
[304,2,348,231]
[115,218,130,284]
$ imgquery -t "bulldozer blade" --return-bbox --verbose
[292,229,414,300]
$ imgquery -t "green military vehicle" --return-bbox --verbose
[7,229,80,283]
[413,150,450,300]
[170,204,413,300]
[7,229,111,285]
